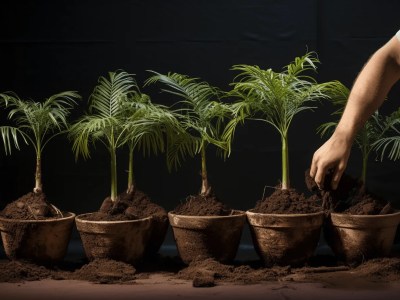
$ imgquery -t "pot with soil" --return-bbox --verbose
[0,198,75,264]
[168,195,246,264]
[308,171,400,265]
[147,71,247,264]
[228,53,338,266]
[314,86,400,264]
[246,189,324,266]
[0,91,80,264]
[69,71,173,262]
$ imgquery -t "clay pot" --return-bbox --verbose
[0,212,75,264]
[324,211,400,264]
[75,213,152,264]
[246,210,324,266]
[168,210,246,264]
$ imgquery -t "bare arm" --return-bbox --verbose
[310,34,400,189]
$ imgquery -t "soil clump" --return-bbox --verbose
[0,192,62,220]
[172,193,231,216]
[85,189,167,222]
[305,169,395,215]
[253,187,322,214]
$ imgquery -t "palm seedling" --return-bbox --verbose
[145,71,232,198]
[372,108,400,162]
[0,91,80,216]
[69,70,174,210]
[228,52,338,190]
[119,88,179,196]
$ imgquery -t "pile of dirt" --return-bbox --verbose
[0,192,61,220]
[177,257,291,286]
[354,257,400,281]
[0,260,52,282]
[87,189,167,222]
[253,188,322,214]
[172,194,231,216]
[305,170,394,215]
[65,259,137,283]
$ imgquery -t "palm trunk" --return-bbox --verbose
[200,146,210,196]
[33,152,43,193]
[127,145,135,194]
[110,147,118,202]
[361,147,369,187]
[281,134,290,190]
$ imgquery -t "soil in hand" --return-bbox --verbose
[305,169,395,215]
[0,192,62,220]
[253,187,322,214]
[172,193,231,216]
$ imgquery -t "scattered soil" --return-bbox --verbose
[62,259,137,283]
[305,169,395,215]
[253,187,322,214]
[177,257,291,285]
[0,260,52,282]
[172,193,231,216]
[2,254,400,286]
[0,192,62,220]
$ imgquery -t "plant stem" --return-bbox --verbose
[127,145,135,194]
[281,133,290,190]
[361,148,369,186]
[200,146,210,196]
[33,152,43,194]
[110,147,118,202]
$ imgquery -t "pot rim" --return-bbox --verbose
[168,209,246,220]
[330,210,400,219]
[246,209,324,218]
[0,211,76,223]
[75,212,152,224]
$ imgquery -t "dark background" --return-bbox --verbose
[1,0,400,246]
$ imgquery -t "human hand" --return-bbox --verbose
[310,134,352,190]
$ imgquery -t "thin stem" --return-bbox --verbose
[33,151,43,194]
[127,145,135,194]
[110,147,118,202]
[281,133,290,190]
[200,146,210,196]
[361,148,369,186]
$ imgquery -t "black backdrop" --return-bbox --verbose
[1,1,400,227]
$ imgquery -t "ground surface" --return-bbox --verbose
[2,241,400,300]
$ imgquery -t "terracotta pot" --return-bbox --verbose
[75,213,152,264]
[246,210,324,266]
[324,211,400,264]
[0,212,75,264]
[168,210,246,264]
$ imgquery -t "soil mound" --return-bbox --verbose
[0,192,61,220]
[177,257,291,285]
[90,189,167,221]
[305,170,394,215]
[66,259,137,283]
[253,188,321,214]
[173,194,231,216]
[0,260,52,282]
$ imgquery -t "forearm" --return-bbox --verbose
[334,36,400,142]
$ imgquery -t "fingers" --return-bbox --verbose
[331,163,345,190]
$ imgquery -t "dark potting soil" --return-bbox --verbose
[85,189,167,222]
[172,194,231,216]
[0,192,62,220]
[253,188,322,214]
[305,169,395,215]
[3,255,400,285]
